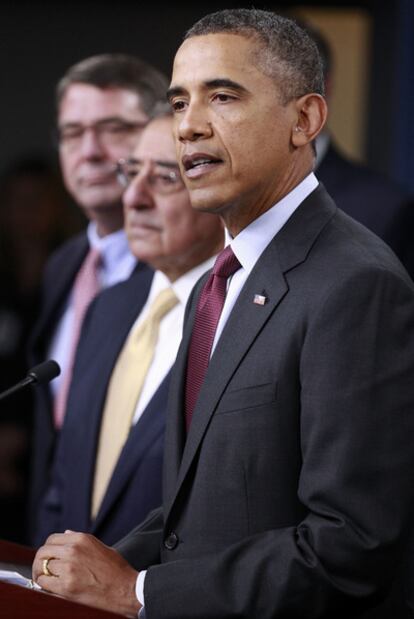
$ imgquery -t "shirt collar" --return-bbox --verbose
[228,172,319,274]
[172,255,217,305]
[87,222,135,271]
[149,255,218,307]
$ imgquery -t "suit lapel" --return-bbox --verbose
[31,235,89,355]
[164,185,337,522]
[164,246,287,520]
[93,374,170,529]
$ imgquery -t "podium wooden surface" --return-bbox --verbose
[0,539,125,618]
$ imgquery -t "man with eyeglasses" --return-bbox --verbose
[28,53,168,543]
[32,111,224,547]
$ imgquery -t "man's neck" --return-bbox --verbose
[87,205,124,238]
[155,237,224,283]
[95,219,124,238]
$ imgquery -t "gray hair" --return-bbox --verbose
[56,53,168,116]
[185,9,324,104]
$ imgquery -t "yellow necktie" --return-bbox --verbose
[91,286,178,518]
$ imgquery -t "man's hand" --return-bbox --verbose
[32,531,141,617]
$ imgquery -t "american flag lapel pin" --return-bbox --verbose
[253,294,267,306]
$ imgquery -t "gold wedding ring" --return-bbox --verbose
[42,557,53,577]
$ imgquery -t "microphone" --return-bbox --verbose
[0,360,61,402]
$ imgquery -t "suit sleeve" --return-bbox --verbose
[114,507,164,570]
[31,292,102,546]
[141,265,414,618]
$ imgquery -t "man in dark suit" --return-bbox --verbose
[33,9,414,618]
[303,18,414,277]
[32,113,223,547]
[28,53,168,535]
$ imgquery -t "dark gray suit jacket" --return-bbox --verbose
[116,185,414,618]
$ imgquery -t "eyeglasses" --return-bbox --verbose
[57,117,147,151]
[116,157,185,195]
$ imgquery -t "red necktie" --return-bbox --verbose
[53,248,101,428]
[185,245,241,431]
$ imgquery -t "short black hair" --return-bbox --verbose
[185,8,324,103]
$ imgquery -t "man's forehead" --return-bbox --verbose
[171,33,265,89]
[132,120,175,158]
[58,83,144,121]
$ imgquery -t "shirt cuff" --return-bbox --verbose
[135,570,147,608]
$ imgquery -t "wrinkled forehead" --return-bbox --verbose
[132,116,175,160]
[58,83,145,123]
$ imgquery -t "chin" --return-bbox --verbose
[188,189,224,215]
[80,192,123,212]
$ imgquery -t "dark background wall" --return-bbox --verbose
[0,0,413,191]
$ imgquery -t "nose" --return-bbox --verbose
[176,102,212,143]
[78,128,106,159]
[122,169,155,212]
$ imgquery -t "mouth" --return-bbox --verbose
[182,153,223,179]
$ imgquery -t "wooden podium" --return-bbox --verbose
[0,539,125,618]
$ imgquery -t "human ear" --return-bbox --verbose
[291,93,328,147]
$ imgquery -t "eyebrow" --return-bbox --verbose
[205,78,248,93]
[167,78,248,102]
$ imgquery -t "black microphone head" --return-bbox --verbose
[27,360,61,385]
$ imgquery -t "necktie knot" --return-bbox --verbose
[81,247,102,278]
[146,287,179,324]
[212,245,241,279]
[88,247,102,268]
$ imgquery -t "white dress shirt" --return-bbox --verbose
[212,172,319,353]
[48,222,137,397]
[136,172,319,610]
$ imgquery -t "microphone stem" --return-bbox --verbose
[0,377,34,402]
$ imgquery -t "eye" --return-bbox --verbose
[100,121,134,134]
[105,122,126,133]
[170,99,187,113]
[212,92,236,103]
[59,126,82,140]
[159,174,175,184]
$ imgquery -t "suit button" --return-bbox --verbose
[164,532,178,550]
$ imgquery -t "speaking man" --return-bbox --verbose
[33,10,414,619]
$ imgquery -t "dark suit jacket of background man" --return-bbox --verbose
[28,231,88,534]
[116,185,414,619]
[317,141,414,279]
[27,231,139,540]
[32,265,164,547]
